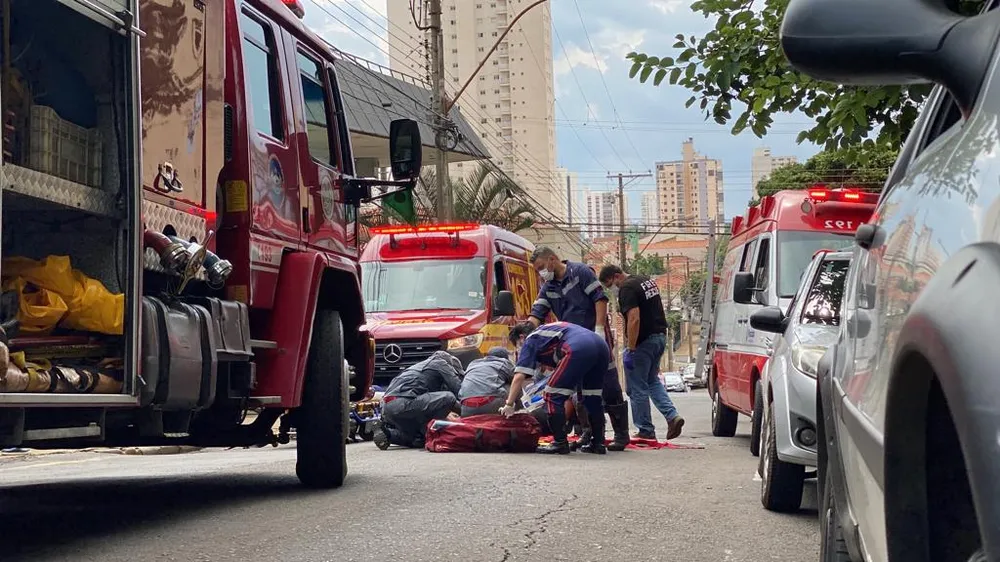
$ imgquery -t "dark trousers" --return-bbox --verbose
[382,391,458,447]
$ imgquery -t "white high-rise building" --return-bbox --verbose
[554,167,579,224]
[640,192,659,227]
[656,138,724,233]
[386,0,558,215]
[751,146,798,199]
[585,190,621,239]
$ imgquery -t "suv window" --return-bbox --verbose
[241,12,284,140]
[297,51,334,166]
[740,239,757,272]
[801,259,850,326]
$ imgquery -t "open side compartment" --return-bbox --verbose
[0,0,139,405]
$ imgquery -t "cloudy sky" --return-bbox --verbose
[301,0,822,222]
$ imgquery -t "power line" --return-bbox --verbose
[571,0,645,165]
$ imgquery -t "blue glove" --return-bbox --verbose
[623,349,635,371]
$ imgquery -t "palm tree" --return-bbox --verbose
[361,162,536,234]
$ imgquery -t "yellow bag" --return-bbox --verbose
[2,256,124,335]
[4,277,68,335]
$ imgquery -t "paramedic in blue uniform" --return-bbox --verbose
[527,247,631,452]
[500,321,608,455]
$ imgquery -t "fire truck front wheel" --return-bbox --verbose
[296,309,349,489]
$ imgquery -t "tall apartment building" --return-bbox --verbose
[585,190,620,239]
[655,139,724,233]
[554,167,579,224]
[751,146,798,199]
[640,192,659,227]
[385,0,559,215]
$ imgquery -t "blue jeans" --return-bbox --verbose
[625,333,679,435]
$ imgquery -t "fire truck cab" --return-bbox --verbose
[709,189,876,437]
[0,0,421,488]
[360,223,540,386]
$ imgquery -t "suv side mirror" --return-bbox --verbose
[389,119,422,181]
[750,307,788,334]
[493,290,516,317]
[780,0,1000,116]
[733,272,755,305]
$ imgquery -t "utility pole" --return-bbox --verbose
[665,254,674,372]
[427,0,452,221]
[685,258,694,362]
[607,171,652,268]
[694,218,717,384]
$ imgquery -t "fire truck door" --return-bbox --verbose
[139,0,214,210]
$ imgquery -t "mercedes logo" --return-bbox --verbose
[383,343,403,364]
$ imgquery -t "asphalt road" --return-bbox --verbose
[0,391,819,562]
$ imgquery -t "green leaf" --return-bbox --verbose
[646,56,661,67]
[654,68,668,86]
[752,97,765,113]
[732,10,753,24]
[685,97,696,108]
[658,57,675,68]
[629,61,643,79]
[717,68,731,91]
[732,112,750,134]
[675,33,685,41]
[673,40,686,48]
[853,106,867,126]
[669,67,682,84]
[685,64,696,79]
[640,65,654,83]
[677,49,695,63]
[632,53,648,64]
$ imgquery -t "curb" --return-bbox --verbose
[1,445,204,457]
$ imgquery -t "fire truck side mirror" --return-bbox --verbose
[733,272,755,305]
[493,290,516,318]
[389,118,422,181]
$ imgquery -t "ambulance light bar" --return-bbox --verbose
[370,223,480,235]
[283,0,305,18]
[806,188,878,204]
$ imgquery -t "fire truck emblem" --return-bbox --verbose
[320,175,336,222]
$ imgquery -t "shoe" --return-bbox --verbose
[569,429,591,451]
[666,416,685,440]
[580,405,607,454]
[633,431,657,441]
[537,440,571,454]
[373,422,391,450]
[580,440,607,454]
[606,403,631,452]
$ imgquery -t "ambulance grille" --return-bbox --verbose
[373,339,443,386]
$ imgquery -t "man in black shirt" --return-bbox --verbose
[599,265,685,440]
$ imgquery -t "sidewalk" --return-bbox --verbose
[1,445,204,458]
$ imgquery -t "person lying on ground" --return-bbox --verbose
[374,351,463,450]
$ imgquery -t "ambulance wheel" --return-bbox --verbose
[296,309,349,489]
[750,380,763,457]
[711,383,738,437]
[358,422,375,442]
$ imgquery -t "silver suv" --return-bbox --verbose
[750,250,851,513]
[782,0,1000,560]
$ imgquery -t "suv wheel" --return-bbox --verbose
[711,383,738,437]
[295,309,349,489]
[759,401,805,512]
[750,380,763,457]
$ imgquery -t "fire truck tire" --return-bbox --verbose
[750,380,763,457]
[760,401,805,512]
[296,309,349,489]
[711,383,738,437]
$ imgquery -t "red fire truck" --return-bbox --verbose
[0,0,420,488]
[708,188,876,438]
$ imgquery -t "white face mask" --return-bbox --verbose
[539,268,554,282]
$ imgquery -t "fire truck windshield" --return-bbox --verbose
[361,258,487,313]
[777,231,854,297]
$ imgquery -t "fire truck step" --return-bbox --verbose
[249,396,282,405]
[250,339,277,350]
[23,423,101,442]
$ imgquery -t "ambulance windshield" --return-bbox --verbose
[777,231,853,297]
[361,259,488,313]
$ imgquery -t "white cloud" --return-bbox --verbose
[649,0,683,14]
[553,43,608,76]
[303,0,390,66]
[593,26,647,58]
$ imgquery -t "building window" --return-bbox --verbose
[241,12,284,140]
[479,33,484,37]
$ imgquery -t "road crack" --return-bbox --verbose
[493,494,580,560]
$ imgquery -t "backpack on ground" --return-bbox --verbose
[424,413,541,453]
